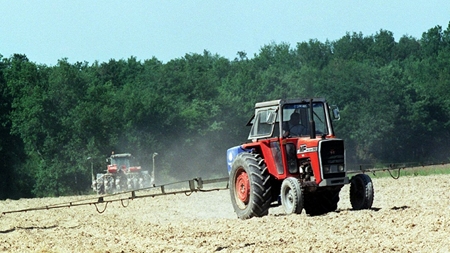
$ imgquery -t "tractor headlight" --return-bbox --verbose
[324,166,330,173]
[339,165,345,172]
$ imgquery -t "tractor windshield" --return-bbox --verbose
[282,102,328,136]
[111,157,130,170]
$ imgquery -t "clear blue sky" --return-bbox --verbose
[1,1,449,66]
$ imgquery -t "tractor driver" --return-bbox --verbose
[283,112,306,137]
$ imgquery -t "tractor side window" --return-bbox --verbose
[249,109,274,139]
[256,110,271,135]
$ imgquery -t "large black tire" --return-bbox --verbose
[304,188,341,216]
[350,174,374,210]
[104,175,115,194]
[230,152,272,219]
[95,174,105,195]
[280,177,303,215]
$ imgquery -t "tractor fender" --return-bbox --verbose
[227,146,251,174]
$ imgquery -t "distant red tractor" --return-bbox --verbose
[227,98,374,219]
[94,153,153,194]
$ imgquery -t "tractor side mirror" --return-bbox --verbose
[331,105,340,121]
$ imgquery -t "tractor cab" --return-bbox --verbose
[95,153,150,194]
[108,153,131,173]
[246,98,340,141]
[107,153,142,174]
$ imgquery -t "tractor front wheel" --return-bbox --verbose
[280,177,303,215]
[230,152,272,219]
[350,173,374,210]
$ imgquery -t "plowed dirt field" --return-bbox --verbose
[1,174,450,252]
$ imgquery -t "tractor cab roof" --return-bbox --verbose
[111,153,132,158]
[255,98,326,109]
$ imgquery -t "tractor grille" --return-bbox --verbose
[319,139,345,179]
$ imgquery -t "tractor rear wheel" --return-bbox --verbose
[104,175,115,194]
[95,174,105,195]
[350,173,374,210]
[280,177,303,215]
[230,152,272,219]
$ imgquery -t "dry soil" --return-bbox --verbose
[1,174,450,252]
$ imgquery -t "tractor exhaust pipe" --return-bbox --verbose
[309,99,316,139]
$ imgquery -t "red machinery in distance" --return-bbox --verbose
[93,152,153,194]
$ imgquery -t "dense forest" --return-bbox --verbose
[1,23,450,199]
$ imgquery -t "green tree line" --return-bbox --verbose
[1,23,450,199]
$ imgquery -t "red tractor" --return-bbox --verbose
[94,153,153,194]
[227,98,374,219]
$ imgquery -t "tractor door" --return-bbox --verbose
[247,108,277,139]
[247,107,287,177]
